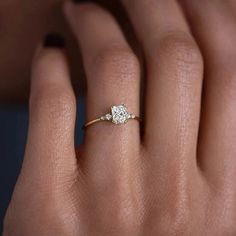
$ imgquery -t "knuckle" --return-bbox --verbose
[90,174,143,230]
[167,210,191,235]
[110,200,141,231]
[146,205,191,235]
[164,198,191,234]
[30,86,76,122]
[158,206,191,235]
[91,47,139,84]
[153,33,203,71]
[145,169,193,234]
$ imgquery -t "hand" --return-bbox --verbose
[4,0,236,235]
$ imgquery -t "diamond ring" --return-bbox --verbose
[83,104,141,128]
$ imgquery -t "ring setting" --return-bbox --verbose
[83,104,140,128]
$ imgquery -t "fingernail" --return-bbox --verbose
[44,33,65,48]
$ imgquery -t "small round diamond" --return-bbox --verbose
[105,114,112,120]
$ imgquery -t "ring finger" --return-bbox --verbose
[64,2,141,173]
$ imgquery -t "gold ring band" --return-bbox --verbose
[83,104,141,129]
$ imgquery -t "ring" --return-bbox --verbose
[83,104,141,128]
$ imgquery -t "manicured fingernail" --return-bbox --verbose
[44,33,65,48]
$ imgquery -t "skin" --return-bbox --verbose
[3,0,236,235]
[0,0,133,102]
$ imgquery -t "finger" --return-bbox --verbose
[22,34,77,185]
[122,0,203,163]
[180,0,236,185]
[64,2,141,169]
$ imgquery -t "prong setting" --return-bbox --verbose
[111,104,131,124]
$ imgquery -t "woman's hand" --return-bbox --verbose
[4,0,236,235]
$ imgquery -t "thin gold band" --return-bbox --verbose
[83,116,141,129]
[83,104,141,129]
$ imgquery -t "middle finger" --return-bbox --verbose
[122,0,203,165]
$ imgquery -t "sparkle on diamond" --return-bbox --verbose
[111,105,129,124]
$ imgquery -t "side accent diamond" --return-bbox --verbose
[105,114,112,120]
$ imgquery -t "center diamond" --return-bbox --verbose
[111,105,129,124]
